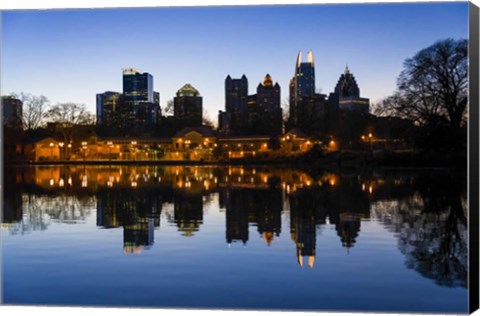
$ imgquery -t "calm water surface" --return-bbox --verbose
[1,165,468,313]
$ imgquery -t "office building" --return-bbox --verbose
[222,75,249,135]
[332,66,370,113]
[174,83,203,127]
[288,51,328,134]
[255,74,282,135]
[2,96,23,128]
[96,91,121,127]
[97,69,161,130]
[122,68,154,106]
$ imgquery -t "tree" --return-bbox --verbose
[164,99,174,116]
[378,38,468,128]
[281,97,290,130]
[11,92,50,130]
[202,109,215,128]
[46,103,95,144]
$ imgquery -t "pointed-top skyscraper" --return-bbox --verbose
[288,50,327,134]
[293,50,316,104]
[331,65,369,113]
[220,74,249,135]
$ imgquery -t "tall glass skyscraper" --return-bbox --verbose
[222,75,249,135]
[290,51,316,126]
[294,50,316,99]
[122,68,154,106]
[96,91,120,126]
[96,69,160,131]
[289,50,325,132]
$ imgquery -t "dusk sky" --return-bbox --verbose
[1,2,469,122]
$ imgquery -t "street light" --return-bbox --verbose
[131,141,137,161]
[49,142,54,160]
[59,142,64,160]
[107,141,113,161]
[81,141,87,162]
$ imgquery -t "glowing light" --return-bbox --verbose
[59,178,64,187]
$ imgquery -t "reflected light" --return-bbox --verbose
[298,255,303,267]
[82,175,88,187]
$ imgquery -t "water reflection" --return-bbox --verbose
[2,165,467,287]
[371,173,468,288]
[96,186,162,253]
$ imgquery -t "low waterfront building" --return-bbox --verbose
[23,137,61,162]
[17,126,314,162]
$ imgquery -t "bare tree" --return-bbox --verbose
[46,103,95,143]
[11,92,50,130]
[202,109,215,128]
[164,99,174,116]
[377,38,468,128]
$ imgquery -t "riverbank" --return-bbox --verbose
[5,148,466,170]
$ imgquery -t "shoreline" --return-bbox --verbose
[4,148,467,170]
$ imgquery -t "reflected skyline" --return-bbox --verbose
[2,165,467,288]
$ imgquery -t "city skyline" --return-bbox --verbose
[1,2,468,121]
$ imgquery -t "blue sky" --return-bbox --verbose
[1,2,469,121]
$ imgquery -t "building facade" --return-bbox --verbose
[96,69,161,131]
[122,68,154,106]
[174,84,203,128]
[220,75,249,135]
[331,66,370,113]
[287,51,329,134]
[2,96,23,128]
[255,74,282,135]
[96,91,121,127]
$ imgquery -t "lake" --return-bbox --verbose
[1,165,468,313]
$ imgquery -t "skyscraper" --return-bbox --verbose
[2,96,23,128]
[331,66,370,113]
[290,50,316,118]
[174,84,203,127]
[256,74,282,135]
[97,69,161,131]
[96,91,121,127]
[222,75,249,135]
[122,68,154,106]
[288,50,328,134]
[294,50,316,99]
